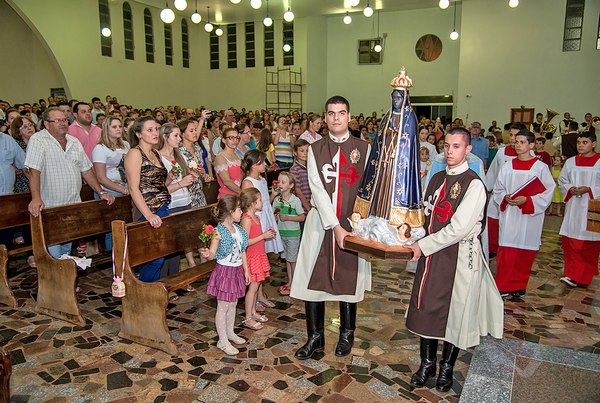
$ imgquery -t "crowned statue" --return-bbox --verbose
[351,68,425,246]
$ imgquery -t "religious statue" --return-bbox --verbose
[353,68,425,234]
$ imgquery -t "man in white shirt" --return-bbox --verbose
[26,107,114,258]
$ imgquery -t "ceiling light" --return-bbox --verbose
[263,16,273,26]
[450,30,459,40]
[204,22,213,32]
[230,0,242,4]
[439,0,450,10]
[215,26,223,36]
[101,27,111,37]
[343,12,352,25]
[374,43,382,52]
[283,43,291,52]
[363,3,373,17]
[284,8,294,22]
[450,2,459,40]
[160,3,175,23]
[348,0,360,7]
[250,0,262,9]
[191,11,201,23]
[174,0,187,11]
[509,0,519,7]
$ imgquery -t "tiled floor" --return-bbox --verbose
[1,224,599,402]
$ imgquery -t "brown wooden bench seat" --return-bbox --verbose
[0,186,96,308]
[111,204,216,355]
[30,196,133,326]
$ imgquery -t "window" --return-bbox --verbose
[283,21,294,66]
[123,2,134,60]
[227,25,237,68]
[264,24,274,67]
[182,19,190,68]
[245,22,255,68]
[210,32,219,70]
[98,0,112,57]
[597,13,600,49]
[164,23,173,66]
[144,9,154,63]
[358,39,383,65]
[563,0,585,52]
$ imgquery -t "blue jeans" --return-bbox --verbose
[94,190,124,251]
[138,204,170,282]
[48,242,73,259]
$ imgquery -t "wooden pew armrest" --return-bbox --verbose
[162,261,216,293]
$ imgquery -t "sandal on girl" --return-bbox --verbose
[255,301,266,312]
[253,314,269,323]
[258,299,276,308]
[279,284,290,296]
[183,284,196,293]
[242,319,264,330]
[217,340,239,355]
[168,293,179,302]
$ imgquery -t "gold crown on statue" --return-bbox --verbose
[390,67,413,90]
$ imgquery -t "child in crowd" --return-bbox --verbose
[256,128,277,168]
[201,195,250,355]
[534,137,552,167]
[436,137,445,154]
[419,147,431,191]
[241,150,283,310]
[486,135,499,169]
[291,122,303,138]
[290,139,312,216]
[547,154,564,217]
[493,130,555,299]
[558,132,600,287]
[240,188,276,330]
[272,171,305,296]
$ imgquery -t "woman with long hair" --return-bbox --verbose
[178,118,213,208]
[272,116,295,168]
[235,123,252,158]
[125,116,176,282]
[257,128,277,168]
[10,116,36,193]
[299,114,323,144]
[92,116,130,197]
[214,127,243,199]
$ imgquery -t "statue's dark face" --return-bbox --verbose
[391,90,404,112]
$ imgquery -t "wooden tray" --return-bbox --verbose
[343,236,413,260]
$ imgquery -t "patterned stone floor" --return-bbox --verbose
[1,223,599,402]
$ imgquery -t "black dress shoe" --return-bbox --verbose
[511,289,526,298]
[334,329,354,357]
[295,334,324,360]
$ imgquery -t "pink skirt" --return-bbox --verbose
[247,252,271,283]
[206,263,246,302]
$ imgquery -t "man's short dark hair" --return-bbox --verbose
[578,131,597,142]
[536,113,543,118]
[510,122,526,131]
[57,100,69,107]
[73,102,89,114]
[325,95,350,112]
[68,99,78,107]
[516,129,536,143]
[446,127,471,145]
[91,97,101,103]
[535,137,546,144]
[568,121,578,131]
[38,99,45,104]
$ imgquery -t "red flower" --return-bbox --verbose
[171,160,177,165]
[272,180,279,185]
[205,225,214,234]
[274,208,281,214]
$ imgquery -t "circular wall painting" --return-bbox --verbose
[415,34,443,62]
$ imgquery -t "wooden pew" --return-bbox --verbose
[112,206,216,355]
[30,196,133,326]
[0,186,96,308]
[0,347,10,403]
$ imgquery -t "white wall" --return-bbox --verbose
[456,0,600,126]
[325,6,461,116]
[0,0,64,104]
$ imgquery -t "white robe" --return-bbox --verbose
[290,135,372,303]
[493,158,555,251]
[559,155,600,241]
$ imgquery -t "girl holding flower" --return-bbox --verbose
[158,123,199,272]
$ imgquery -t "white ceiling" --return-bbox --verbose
[137,0,442,25]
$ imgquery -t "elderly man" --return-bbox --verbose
[469,122,488,168]
[68,102,102,160]
[223,109,236,127]
[26,107,114,258]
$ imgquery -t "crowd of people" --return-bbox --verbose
[0,94,598,360]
